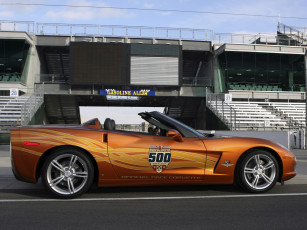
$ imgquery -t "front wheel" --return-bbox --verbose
[41,148,94,198]
[238,150,279,193]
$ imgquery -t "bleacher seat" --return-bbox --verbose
[10,75,16,81]
[2,75,9,81]
[270,102,306,127]
[228,83,284,92]
[208,100,306,130]
[0,96,31,131]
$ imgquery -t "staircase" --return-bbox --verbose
[207,94,306,131]
[182,60,202,85]
[277,23,307,46]
[0,85,44,131]
[45,52,70,76]
[165,98,203,127]
[266,102,306,129]
[44,95,80,124]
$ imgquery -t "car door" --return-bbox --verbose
[107,131,206,181]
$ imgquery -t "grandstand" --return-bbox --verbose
[0,20,306,147]
[0,73,21,82]
[207,100,305,131]
[0,96,29,131]
[0,85,44,132]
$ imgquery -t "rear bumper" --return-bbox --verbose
[11,157,27,182]
[11,153,36,183]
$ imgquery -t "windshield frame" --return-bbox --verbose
[139,111,204,138]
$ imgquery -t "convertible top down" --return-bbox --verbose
[10,111,296,198]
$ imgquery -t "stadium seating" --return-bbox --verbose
[0,73,22,82]
[0,96,31,131]
[228,83,283,91]
[208,100,305,130]
[269,102,306,127]
[1,74,10,81]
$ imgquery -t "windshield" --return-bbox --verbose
[140,111,204,138]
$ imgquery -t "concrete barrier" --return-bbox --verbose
[200,130,305,150]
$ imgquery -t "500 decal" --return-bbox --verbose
[148,145,172,173]
[148,152,171,163]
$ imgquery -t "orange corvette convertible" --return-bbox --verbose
[10,111,296,198]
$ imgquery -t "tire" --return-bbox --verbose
[41,148,94,199]
[237,150,279,193]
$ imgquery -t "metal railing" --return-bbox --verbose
[36,23,213,41]
[0,20,214,41]
[115,124,144,132]
[228,90,306,101]
[214,33,304,46]
[278,23,307,38]
[206,93,236,130]
[2,20,307,46]
[36,74,69,83]
[182,77,212,86]
[0,20,34,33]
[20,84,44,126]
[277,23,307,45]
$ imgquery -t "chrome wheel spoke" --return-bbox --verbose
[50,175,65,187]
[67,178,75,194]
[254,155,261,166]
[252,175,260,188]
[69,155,78,170]
[51,160,65,172]
[264,161,274,170]
[244,167,255,174]
[262,173,273,184]
[73,171,88,178]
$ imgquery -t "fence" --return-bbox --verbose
[0,20,34,33]
[35,23,213,41]
[206,93,236,130]
[20,84,44,126]
[214,33,304,46]
[2,20,307,46]
[115,124,144,132]
[36,74,68,83]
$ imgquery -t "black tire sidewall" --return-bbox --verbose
[238,150,279,193]
[41,148,94,199]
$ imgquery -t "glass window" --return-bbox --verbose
[219,51,305,92]
[0,39,29,82]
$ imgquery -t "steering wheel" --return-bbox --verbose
[153,127,160,136]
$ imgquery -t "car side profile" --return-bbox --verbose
[10,111,296,198]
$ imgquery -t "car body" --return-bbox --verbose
[10,111,296,198]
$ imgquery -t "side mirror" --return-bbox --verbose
[82,118,102,129]
[167,129,183,142]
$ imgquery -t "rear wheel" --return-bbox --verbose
[238,150,279,193]
[41,148,94,199]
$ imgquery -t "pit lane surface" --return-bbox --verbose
[1,145,307,230]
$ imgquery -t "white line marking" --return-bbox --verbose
[1,193,307,203]
[296,159,307,163]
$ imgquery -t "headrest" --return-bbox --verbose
[104,118,113,130]
[110,119,115,130]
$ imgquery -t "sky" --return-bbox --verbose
[0,0,307,34]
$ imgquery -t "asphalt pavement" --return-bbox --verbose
[0,145,306,230]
